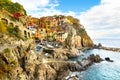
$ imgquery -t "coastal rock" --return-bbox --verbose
[68,48,82,58]
[0,48,27,80]
[53,48,68,60]
[94,43,102,49]
[88,54,102,63]
[49,62,71,80]
[82,38,93,47]
[95,46,120,52]
[0,42,102,80]
[64,24,94,49]
[71,35,82,48]
[52,48,82,60]
[34,63,57,80]
[105,57,114,62]
[0,37,75,80]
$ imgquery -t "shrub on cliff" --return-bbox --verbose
[4,48,10,53]
[0,0,27,15]
[7,25,21,38]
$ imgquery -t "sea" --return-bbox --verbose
[71,39,120,80]
[93,39,120,48]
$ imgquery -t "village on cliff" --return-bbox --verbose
[0,0,96,80]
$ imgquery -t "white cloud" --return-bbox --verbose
[64,11,76,17]
[31,8,62,17]
[12,0,61,17]
[12,0,77,18]
[79,0,120,39]
[101,0,120,4]
[12,0,50,9]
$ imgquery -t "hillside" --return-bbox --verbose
[32,15,94,48]
[0,0,26,15]
[0,0,94,48]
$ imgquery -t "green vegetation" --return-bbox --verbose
[7,25,20,37]
[0,63,13,79]
[4,48,10,53]
[10,59,18,65]
[0,20,22,38]
[9,15,19,21]
[3,64,12,72]
[80,28,85,32]
[0,0,26,15]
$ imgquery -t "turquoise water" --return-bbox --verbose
[79,49,120,80]
[73,39,120,80]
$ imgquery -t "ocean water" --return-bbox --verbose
[93,39,120,48]
[72,39,120,80]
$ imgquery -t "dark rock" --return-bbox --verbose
[98,43,102,47]
[105,57,114,62]
[88,54,102,63]
[0,33,3,38]
[105,57,110,61]
[43,48,54,54]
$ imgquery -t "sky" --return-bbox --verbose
[12,0,120,39]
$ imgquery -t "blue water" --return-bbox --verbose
[73,39,120,80]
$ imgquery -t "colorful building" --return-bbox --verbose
[55,31,68,42]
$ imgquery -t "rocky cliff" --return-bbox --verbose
[0,32,95,80]
[64,24,94,49]
[0,33,76,80]
[0,33,54,79]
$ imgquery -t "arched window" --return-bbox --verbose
[1,18,8,25]
[9,23,14,27]
[24,30,27,38]
[28,32,30,38]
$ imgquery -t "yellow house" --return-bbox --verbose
[39,28,47,40]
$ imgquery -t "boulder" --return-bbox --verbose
[105,57,114,62]
[88,54,102,63]
[34,63,57,80]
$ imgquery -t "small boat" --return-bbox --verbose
[36,44,42,51]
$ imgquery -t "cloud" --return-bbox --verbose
[12,0,61,17]
[64,11,76,17]
[12,0,78,18]
[79,0,120,39]
[12,0,50,9]
[31,8,62,17]
[12,0,120,39]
